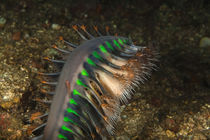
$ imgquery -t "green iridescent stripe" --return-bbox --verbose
[92,51,102,60]
[113,40,121,49]
[123,39,127,43]
[69,98,77,105]
[105,41,114,51]
[73,89,81,96]
[118,39,124,45]
[58,134,67,140]
[81,69,89,76]
[66,108,79,116]
[76,79,88,88]
[86,58,96,66]
[63,117,77,125]
[61,125,73,133]
[99,45,108,53]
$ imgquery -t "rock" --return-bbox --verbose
[166,130,175,137]
[51,23,61,30]
[24,33,30,39]
[192,132,207,140]
[164,118,179,133]
[116,135,130,140]
[12,32,21,41]
[0,16,6,27]
[0,112,23,139]
[122,115,127,119]
[199,37,210,47]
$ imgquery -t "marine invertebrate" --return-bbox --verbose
[31,25,158,140]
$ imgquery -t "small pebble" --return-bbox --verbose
[122,115,127,119]
[0,16,6,27]
[199,37,210,47]
[12,32,21,41]
[51,23,61,30]
[166,130,175,137]
[84,14,88,18]
[24,33,30,39]
[116,135,130,140]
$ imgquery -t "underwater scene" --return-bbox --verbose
[0,0,209,139]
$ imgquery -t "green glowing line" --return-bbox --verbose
[92,51,102,60]
[66,108,79,116]
[113,40,121,49]
[86,58,96,66]
[58,134,67,140]
[73,89,81,96]
[63,117,77,125]
[76,79,87,87]
[99,45,108,53]
[69,98,77,105]
[105,41,114,51]
[81,69,89,76]
[61,125,73,133]
[118,39,124,45]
